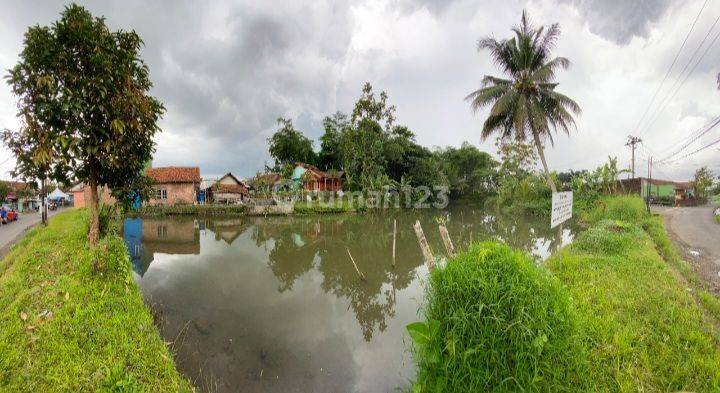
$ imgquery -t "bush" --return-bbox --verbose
[573,219,644,256]
[409,242,584,392]
[582,195,647,224]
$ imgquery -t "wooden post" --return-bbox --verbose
[438,224,456,258]
[392,219,397,267]
[346,247,366,281]
[413,220,435,270]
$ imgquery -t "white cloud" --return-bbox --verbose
[0,0,718,181]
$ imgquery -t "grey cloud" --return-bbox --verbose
[565,0,676,45]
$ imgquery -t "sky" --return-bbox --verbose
[0,0,718,181]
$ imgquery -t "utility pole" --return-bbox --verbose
[626,136,642,178]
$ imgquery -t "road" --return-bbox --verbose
[660,205,720,292]
[0,208,64,259]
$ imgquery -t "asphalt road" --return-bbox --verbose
[0,208,64,259]
[660,205,720,292]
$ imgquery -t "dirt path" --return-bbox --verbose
[659,205,720,293]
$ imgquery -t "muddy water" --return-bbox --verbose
[123,206,575,392]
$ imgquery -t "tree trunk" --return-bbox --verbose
[88,168,100,245]
[531,129,558,193]
[41,178,47,226]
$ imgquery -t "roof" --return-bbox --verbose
[295,163,345,180]
[146,167,201,184]
[215,183,249,194]
[254,173,282,185]
[69,183,85,193]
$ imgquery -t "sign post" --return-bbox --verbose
[551,191,573,229]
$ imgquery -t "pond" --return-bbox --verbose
[123,205,576,393]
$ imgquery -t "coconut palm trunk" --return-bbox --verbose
[531,127,557,193]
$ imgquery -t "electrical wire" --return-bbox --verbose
[633,0,710,135]
[639,13,720,137]
[661,135,720,164]
[658,116,720,162]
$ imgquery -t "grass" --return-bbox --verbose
[293,200,356,215]
[409,242,585,392]
[410,195,720,392]
[0,209,192,392]
[133,203,245,217]
[546,196,720,392]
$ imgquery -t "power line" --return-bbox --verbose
[633,0,710,135]
[640,13,720,137]
[658,116,720,162]
[652,115,720,157]
[661,134,720,164]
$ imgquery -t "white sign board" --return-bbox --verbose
[551,191,573,228]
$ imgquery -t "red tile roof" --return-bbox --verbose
[146,167,201,184]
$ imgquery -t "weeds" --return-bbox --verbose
[409,242,584,392]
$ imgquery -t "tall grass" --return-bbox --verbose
[409,242,584,392]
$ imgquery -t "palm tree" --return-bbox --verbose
[466,10,581,193]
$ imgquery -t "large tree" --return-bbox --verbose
[318,112,348,171]
[466,10,581,193]
[692,166,714,201]
[267,117,317,175]
[6,4,164,243]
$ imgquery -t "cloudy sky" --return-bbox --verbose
[1,0,718,181]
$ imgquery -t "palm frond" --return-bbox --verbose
[531,57,570,83]
[465,84,511,112]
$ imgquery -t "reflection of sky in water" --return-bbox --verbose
[124,208,575,393]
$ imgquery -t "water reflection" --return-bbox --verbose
[123,206,575,392]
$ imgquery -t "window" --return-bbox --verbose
[157,225,168,238]
[155,188,167,200]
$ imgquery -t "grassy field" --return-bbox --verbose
[0,209,192,392]
[410,196,720,392]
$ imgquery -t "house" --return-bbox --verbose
[209,172,250,204]
[292,163,345,192]
[69,183,115,208]
[250,173,283,195]
[617,177,695,205]
[146,167,201,205]
[1,180,38,212]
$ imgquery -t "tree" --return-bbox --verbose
[1,116,63,225]
[466,10,581,193]
[351,82,396,131]
[318,112,348,170]
[692,166,713,201]
[267,117,317,173]
[6,4,165,244]
[436,142,498,199]
[0,182,10,203]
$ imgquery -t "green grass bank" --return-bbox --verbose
[410,196,720,392]
[0,209,192,392]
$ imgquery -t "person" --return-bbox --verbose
[0,206,7,225]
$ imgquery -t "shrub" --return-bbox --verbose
[582,195,646,224]
[409,242,584,392]
[573,219,644,256]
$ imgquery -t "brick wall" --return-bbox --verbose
[148,182,197,205]
[72,186,115,208]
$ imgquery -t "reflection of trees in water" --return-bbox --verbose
[197,209,573,342]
